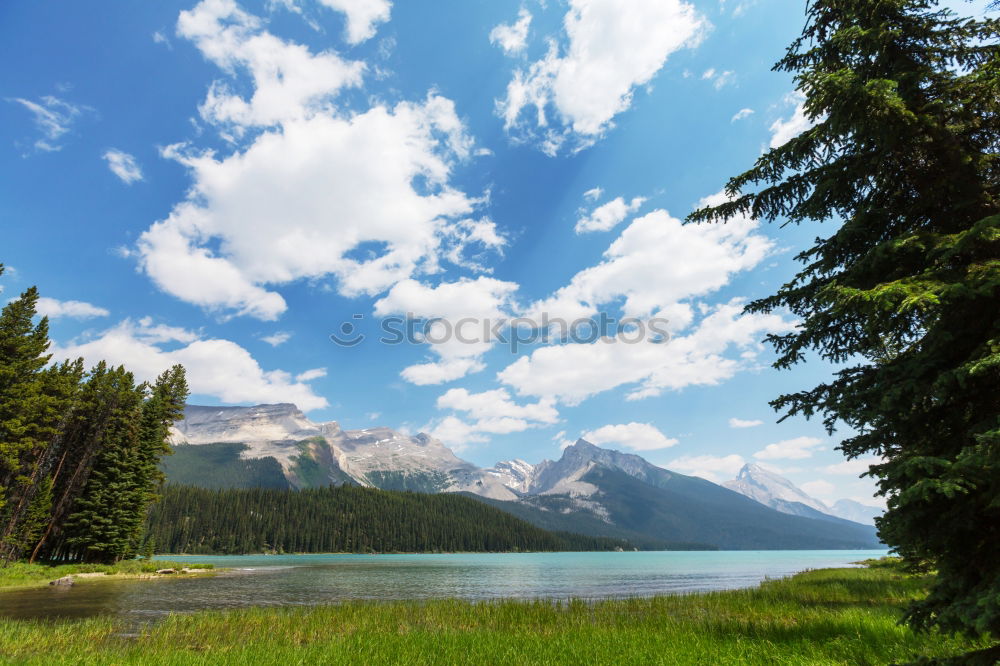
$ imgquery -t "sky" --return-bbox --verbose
[5,0,988,506]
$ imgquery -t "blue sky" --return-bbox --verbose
[6,0,986,505]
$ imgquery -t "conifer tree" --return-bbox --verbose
[0,267,82,562]
[690,0,999,647]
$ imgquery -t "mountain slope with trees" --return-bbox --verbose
[146,484,633,555]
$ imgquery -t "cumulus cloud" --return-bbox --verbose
[582,187,603,202]
[753,436,824,460]
[178,0,364,130]
[428,387,558,448]
[530,192,774,322]
[769,93,815,149]
[103,149,143,184]
[581,422,678,451]
[374,277,518,384]
[35,297,109,320]
[496,189,790,406]
[728,417,762,428]
[139,2,501,322]
[490,8,532,55]
[140,94,495,319]
[438,388,558,425]
[575,195,645,234]
[52,318,328,411]
[497,0,706,153]
[10,95,84,152]
[315,0,391,44]
[500,299,792,405]
[666,453,746,482]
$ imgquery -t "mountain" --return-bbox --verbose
[147,484,633,555]
[480,441,880,550]
[722,463,884,527]
[168,404,517,500]
[829,499,884,526]
[723,464,836,520]
[165,404,882,550]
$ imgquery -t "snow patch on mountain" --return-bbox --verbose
[723,464,831,517]
[171,404,517,500]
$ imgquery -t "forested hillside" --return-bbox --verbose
[147,485,634,555]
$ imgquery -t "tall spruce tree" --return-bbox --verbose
[0,264,188,564]
[690,0,999,649]
[0,266,82,562]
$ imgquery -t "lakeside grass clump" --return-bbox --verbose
[0,564,989,665]
[0,560,214,590]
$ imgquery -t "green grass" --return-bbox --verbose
[0,565,988,665]
[0,560,214,590]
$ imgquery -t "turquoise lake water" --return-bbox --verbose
[0,550,887,621]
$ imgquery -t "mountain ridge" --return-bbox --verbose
[165,403,881,550]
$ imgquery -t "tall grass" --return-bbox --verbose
[0,566,986,665]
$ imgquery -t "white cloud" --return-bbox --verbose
[103,149,143,184]
[490,8,532,55]
[730,108,753,122]
[702,68,734,90]
[800,479,836,497]
[553,429,575,450]
[178,0,364,130]
[429,387,559,448]
[530,192,774,321]
[140,94,494,319]
[753,436,824,460]
[728,417,762,428]
[575,195,645,234]
[583,187,603,202]
[666,453,746,482]
[497,188,785,408]
[498,0,706,153]
[426,416,485,450]
[261,331,292,346]
[500,299,793,405]
[140,2,502,322]
[582,422,678,451]
[295,367,327,381]
[374,277,519,384]
[35,297,109,320]
[52,318,328,411]
[10,95,83,152]
[438,387,558,424]
[366,411,381,421]
[769,93,814,149]
[315,0,391,44]
[822,457,882,476]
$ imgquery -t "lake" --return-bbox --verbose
[0,550,887,622]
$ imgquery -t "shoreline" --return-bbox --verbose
[0,563,985,664]
[0,561,217,592]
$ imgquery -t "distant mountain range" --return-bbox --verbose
[723,463,884,526]
[165,404,882,550]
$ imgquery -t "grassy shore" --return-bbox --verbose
[0,563,987,665]
[0,560,214,590]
